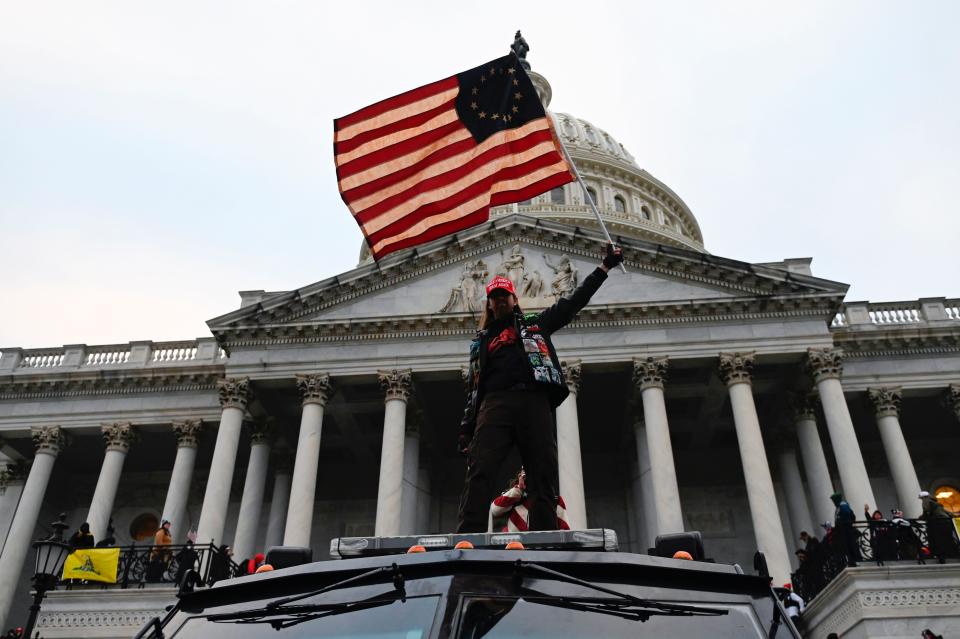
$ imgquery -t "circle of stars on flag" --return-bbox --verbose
[468,64,523,126]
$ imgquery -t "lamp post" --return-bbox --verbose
[22,513,71,639]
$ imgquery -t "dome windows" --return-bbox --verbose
[550,187,565,205]
[641,205,652,220]
[614,195,626,214]
[585,187,598,206]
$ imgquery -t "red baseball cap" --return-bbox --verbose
[485,276,516,297]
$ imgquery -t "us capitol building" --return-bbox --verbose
[0,61,958,639]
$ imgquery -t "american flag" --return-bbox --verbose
[334,54,574,260]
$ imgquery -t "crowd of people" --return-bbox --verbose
[790,489,959,631]
[51,516,274,587]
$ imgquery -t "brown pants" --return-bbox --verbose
[457,390,559,533]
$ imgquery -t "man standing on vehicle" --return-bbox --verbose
[457,244,623,533]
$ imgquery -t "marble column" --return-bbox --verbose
[400,415,421,535]
[284,373,333,547]
[777,447,815,544]
[87,422,136,541]
[719,352,792,585]
[868,387,922,517]
[805,348,876,512]
[375,369,412,537]
[632,356,684,535]
[264,461,292,551]
[0,426,65,632]
[196,378,251,547]
[161,420,203,543]
[632,419,660,550]
[0,463,27,556]
[416,468,431,534]
[557,360,587,529]
[232,421,273,562]
[793,394,836,528]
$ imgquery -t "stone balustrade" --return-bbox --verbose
[490,205,704,251]
[0,338,225,373]
[831,298,960,328]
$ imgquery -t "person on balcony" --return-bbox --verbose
[798,530,820,554]
[174,539,199,587]
[95,520,116,547]
[147,520,173,581]
[830,492,861,567]
[865,507,896,563]
[891,509,921,560]
[919,490,956,563]
[68,522,95,549]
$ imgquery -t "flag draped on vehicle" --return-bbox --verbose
[334,53,574,260]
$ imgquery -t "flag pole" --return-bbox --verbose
[553,122,628,273]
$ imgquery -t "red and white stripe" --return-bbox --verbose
[335,76,573,259]
[489,487,570,532]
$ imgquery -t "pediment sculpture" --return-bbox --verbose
[439,245,578,313]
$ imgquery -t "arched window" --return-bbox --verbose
[641,205,651,220]
[614,195,626,213]
[550,187,565,205]
[129,513,160,541]
[585,187,598,206]
[934,484,960,513]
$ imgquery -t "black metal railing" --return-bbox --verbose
[60,543,241,589]
[792,518,960,602]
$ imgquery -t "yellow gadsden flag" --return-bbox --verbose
[61,548,120,584]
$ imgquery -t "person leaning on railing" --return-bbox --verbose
[147,520,173,581]
[919,491,957,563]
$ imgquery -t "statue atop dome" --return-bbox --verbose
[510,30,531,70]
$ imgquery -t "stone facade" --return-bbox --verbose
[0,70,957,639]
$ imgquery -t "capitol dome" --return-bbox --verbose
[489,69,705,252]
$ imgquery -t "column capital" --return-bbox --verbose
[947,384,960,422]
[172,419,203,448]
[790,392,820,422]
[867,387,902,418]
[806,347,844,383]
[718,351,755,386]
[379,369,413,402]
[296,373,334,406]
[561,359,582,395]
[217,377,252,410]
[247,419,275,446]
[101,422,136,452]
[31,425,65,456]
[632,356,668,390]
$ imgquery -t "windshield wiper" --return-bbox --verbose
[205,562,406,627]
[207,592,406,630]
[519,592,723,622]
[513,560,727,618]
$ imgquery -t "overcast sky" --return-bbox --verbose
[2,2,958,348]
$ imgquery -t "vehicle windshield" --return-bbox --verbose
[458,596,768,638]
[170,595,440,638]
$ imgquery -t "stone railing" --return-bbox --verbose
[0,338,225,373]
[831,298,960,329]
[491,203,704,250]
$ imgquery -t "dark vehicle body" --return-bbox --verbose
[143,546,801,638]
